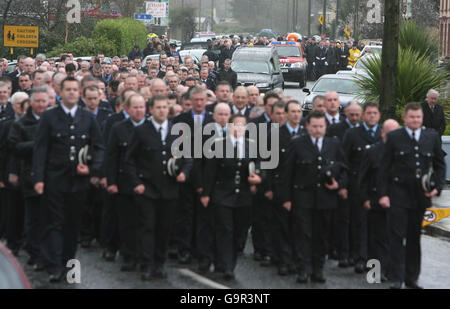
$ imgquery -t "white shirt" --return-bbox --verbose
[232,105,247,116]
[229,135,245,159]
[61,104,78,118]
[405,127,421,142]
[151,118,169,141]
[326,113,340,125]
[32,111,40,120]
[310,136,324,152]
[216,123,226,137]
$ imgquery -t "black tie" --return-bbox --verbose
[332,118,336,125]
[412,131,416,142]
[67,113,73,123]
[159,127,163,141]
[315,138,320,153]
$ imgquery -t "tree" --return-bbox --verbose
[170,7,197,43]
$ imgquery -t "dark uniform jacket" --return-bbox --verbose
[305,43,316,63]
[173,110,215,189]
[378,127,446,210]
[0,114,19,186]
[125,119,193,200]
[216,69,238,89]
[358,141,386,211]
[326,120,357,141]
[280,134,347,209]
[202,137,261,208]
[106,119,139,195]
[337,46,350,68]
[314,46,328,65]
[7,108,40,198]
[0,103,15,119]
[421,101,446,137]
[32,105,105,192]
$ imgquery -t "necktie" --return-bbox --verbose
[159,126,164,142]
[412,130,416,142]
[315,138,320,153]
[332,118,336,125]
[67,112,73,122]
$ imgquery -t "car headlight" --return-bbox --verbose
[291,62,304,68]
[255,83,269,88]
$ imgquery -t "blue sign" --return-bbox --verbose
[135,14,153,20]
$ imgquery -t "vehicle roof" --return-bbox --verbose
[233,47,275,61]
[316,74,357,81]
[269,41,301,47]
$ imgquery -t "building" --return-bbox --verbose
[441,0,450,57]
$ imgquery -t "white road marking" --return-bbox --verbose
[177,268,231,289]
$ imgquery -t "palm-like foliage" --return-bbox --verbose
[355,48,448,118]
[399,20,439,61]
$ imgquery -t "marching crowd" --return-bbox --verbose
[0,36,446,289]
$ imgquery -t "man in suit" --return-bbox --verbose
[231,86,251,120]
[342,102,382,274]
[305,37,316,81]
[105,93,146,271]
[206,81,233,115]
[100,88,137,261]
[325,91,346,126]
[126,95,192,280]
[326,101,362,267]
[216,59,238,90]
[0,81,14,119]
[7,87,49,270]
[172,87,215,271]
[201,114,263,280]
[337,41,350,70]
[271,100,306,276]
[32,77,105,282]
[9,55,26,94]
[200,68,217,92]
[421,89,446,138]
[359,119,401,282]
[281,110,347,284]
[314,41,328,80]
[378,103,446,289]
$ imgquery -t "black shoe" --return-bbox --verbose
[81,239,92,248]
[296,272,310,284]
[405,281,423,289]
[103,249,116,262]
[198,259,212,273]
[260,255,272,267]
[312,272,326,283]
[141,271,153,281]
[338,259,350,268]
[178,251,192,265]
[153,267,168,279]
[329,250,339,261]
[278,265,289,276]
[49,270,65,283]
[253,252,263,261]
[120,261,136,272]
[390,282,403,289]
[354,261,365,274]
[223,271,235,280]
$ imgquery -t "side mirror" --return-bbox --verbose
[303,88,310,94]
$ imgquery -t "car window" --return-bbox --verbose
[274,46,302,57]
[312,78,360,94]
[231,61,270,74]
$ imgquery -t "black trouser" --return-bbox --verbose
[367,209,390,273]
[292,207,331,275]
[336,197,351,260]
[40,189,86,275]
[307,60,315,81]
[0,189,6,238]
[24,196,42,262]
[251,193,274,258]
[174,183,195,255]
[101,192,119,252]
[214,204,251,273]
[115,193,138,262]
[135,195,176,270]
[196,194,215,263]
[5,188,24,252]
[349,183,366,263]
[327,64,337,74]
[81,185,103,243]
[388,206,424,283]
[272,202,294,267]
[314,63,326,80]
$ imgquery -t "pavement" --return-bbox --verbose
[426,189,450,238]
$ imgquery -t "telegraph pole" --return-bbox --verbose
[336,0,341,39]
[322,0,327,35]
[308,0,312,37]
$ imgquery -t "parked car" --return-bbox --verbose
[302,74,364,113]
[269,41,307,88]
[231,46,284,92]
[0,243,31,289]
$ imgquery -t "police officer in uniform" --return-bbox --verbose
[359,119,401,282]
[125,95,192,281]
[342,102,382,274]
[32,77,105,282]
[281,111,347,284]
[314,41,328,80]
[105,94,147,271]
[201,114,263,280]
[378,103,446,289]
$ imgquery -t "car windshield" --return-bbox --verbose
[312,78,359,94]
[354,59,368,70]
[274,46,302,57]
[231,61,270,74]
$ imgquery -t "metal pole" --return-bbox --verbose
[336,0,341,39]
[308,0,311,37]
[211,0,214,32]
[292,0,296,32]
[286,0,290,33]
[322,0,327,35]
[354,0,359,39]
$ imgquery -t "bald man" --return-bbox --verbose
[150,78,168,97]
[327,101,362,140]
[212,103,232,137]
[358,119,400,282]
[247,86,260,107]
[231,86,251,120]
[325,91,346,125]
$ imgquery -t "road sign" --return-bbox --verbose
[318,15,326,25]
[3,25,39,48]
[146,1,168,18]
[135,14,153,20]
